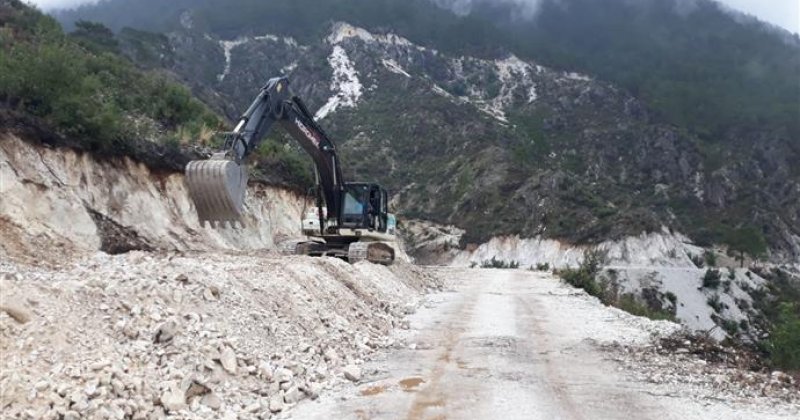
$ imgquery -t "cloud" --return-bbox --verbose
[26,0,100,10]
[432,0,545,18]
[716,0,799,34]
[28,0,800,34]
[433,0,799,34]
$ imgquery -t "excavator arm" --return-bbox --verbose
[186,77,344,226]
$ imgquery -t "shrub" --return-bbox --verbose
[722,280,732,293]
[480,257,519,269]
[617,294,676,322]
[721,318,739,337]
[703,250,717,267]
[707,294,724,313]
[560,266,602,297]
[768,303,800,370]
[535,262,550,271]
[665,292,678,306]
[702,269,721,289]
[689,253,704,268]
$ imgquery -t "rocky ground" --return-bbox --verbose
[0,252,442,419]
[609,333,799,405]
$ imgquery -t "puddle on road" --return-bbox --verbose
[359,384,388,396]
[399,377,426,392]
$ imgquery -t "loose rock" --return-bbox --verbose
[268,395,284,413]
[343,365,362,382]
[153,321,178,344]
[0,303,32,324]
[161,390,186,413]
[201,393,222,411]
[220,347,237,374]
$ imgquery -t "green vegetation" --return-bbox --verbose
[720,318,740,337]
[480,257,520,269]
[689,253,705,268]
[703,250,717,267]
[750,268,800,371]
[557,251,605,298]
[250,136,314,187]
[706,294,724,313]
[616,294,675,322]
[702,269,721,289]
[724,226,768,267]
[557,251,675,322]
[768,303,800,370]
[0,1,220,154]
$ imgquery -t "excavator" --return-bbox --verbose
[184,77,396,264]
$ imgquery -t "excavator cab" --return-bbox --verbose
[341,183,389,232]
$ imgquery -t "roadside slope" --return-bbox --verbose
[0,133,307,261]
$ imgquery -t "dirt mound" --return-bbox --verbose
[0,253,442,419]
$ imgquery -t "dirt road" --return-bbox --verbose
[290,268,798,420]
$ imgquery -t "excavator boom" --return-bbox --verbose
[185,77,343,226]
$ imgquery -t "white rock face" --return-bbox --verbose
[217,35,303,82]
[452,229,771,340]
[217,38,249,82]
[0,134,307,260]
[381,58,412,78]
[317,22,565,125]
[608,266,764,339]
[315,45,363,120]
[453,229,704,269]
[486,55,539,122]
[327,22,414,48]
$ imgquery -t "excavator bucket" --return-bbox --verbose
[185,155,248,227]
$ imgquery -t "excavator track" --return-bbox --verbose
[185,157,248,226]
[280,239,336,258]
[348,242,395,265]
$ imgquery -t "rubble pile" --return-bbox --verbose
[0,252,442,419]
[607,332,799,408]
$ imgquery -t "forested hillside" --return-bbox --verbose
[0,0,312,186]
[0,1,220,155]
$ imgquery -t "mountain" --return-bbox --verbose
[47,0,800,262]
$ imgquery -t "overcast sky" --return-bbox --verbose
[28,0,800,34]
